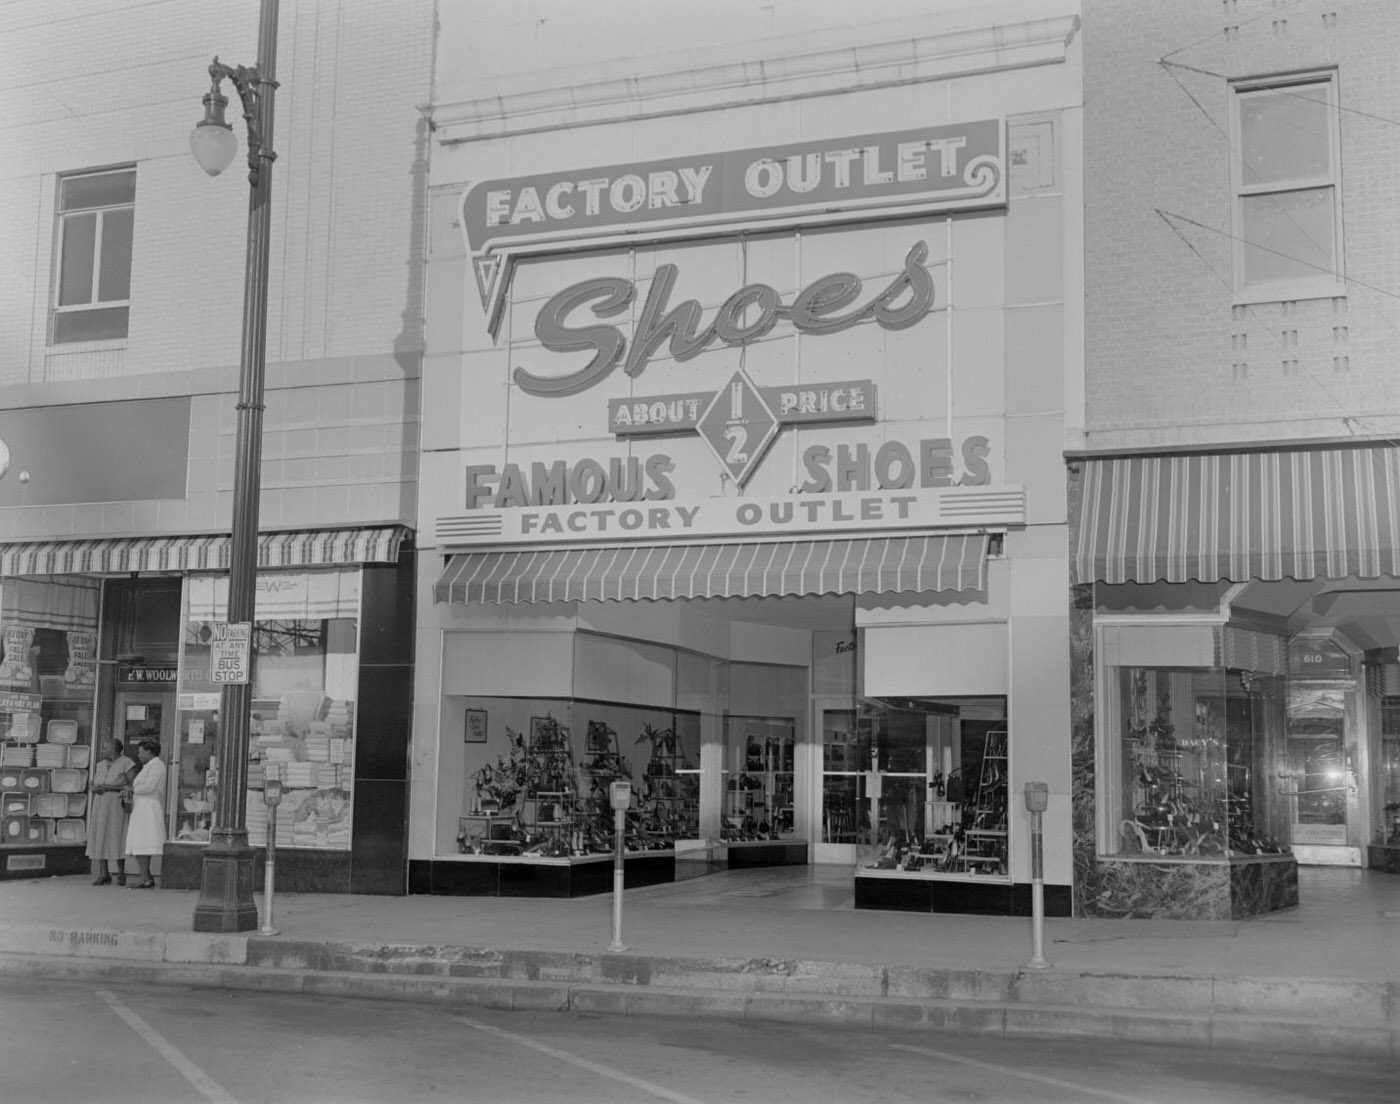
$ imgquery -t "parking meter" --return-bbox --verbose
[607,780,632,952]
[259,764,282,936]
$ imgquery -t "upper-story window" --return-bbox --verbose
[52,168,135,344]
[1230,72,1344,304]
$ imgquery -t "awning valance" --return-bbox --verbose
[1074,447,1400,585]
[0,526,409,578]
[435,534,989,605]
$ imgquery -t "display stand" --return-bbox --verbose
[956,729,1008,875]
[578,721,627,851]
[637,723,697,843]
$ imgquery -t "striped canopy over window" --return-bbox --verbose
[1074,446,1400,585]
[435,533,989,605]
[0,526,408,578]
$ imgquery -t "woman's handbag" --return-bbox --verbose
[120,787,133,813]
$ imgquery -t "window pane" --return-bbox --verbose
[97,207,133,302]
[57,212,96,306]
[60,170,136,212]
[1241,187,1335,285]
[52,306,128,343]
[1239,84,1331,187]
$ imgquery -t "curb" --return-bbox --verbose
[3,949,1395,1059]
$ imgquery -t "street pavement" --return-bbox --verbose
[1,863,1397,1058]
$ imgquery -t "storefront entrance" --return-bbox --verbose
[1284,681,1363,866]
[112,689,177,836]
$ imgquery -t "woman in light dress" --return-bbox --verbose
[123,740,167,889]
[87,737,137,885]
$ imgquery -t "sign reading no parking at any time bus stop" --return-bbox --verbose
[209,622,252,684]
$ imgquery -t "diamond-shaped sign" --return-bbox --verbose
[695,371,780,486]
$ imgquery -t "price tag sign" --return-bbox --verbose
[210,622,252,684]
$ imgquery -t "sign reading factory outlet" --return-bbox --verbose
[460,121,1005,335]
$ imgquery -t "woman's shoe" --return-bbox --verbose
[114,874,126,886]
[91,875,111,886]
[132,879,155,889]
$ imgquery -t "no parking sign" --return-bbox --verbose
[210,622,251,684]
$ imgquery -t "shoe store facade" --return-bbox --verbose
[412,4,1083,914]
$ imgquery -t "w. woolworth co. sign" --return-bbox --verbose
[460,121,1005,335]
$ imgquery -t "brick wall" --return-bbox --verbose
[1083,0,1400,451]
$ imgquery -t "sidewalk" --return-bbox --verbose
[2,864,1397,1058]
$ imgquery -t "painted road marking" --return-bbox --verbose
[891,1042,1165,1104]
[98,989,239,1104]
[455,1014,709,1104]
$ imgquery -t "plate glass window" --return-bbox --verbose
[1231,75,1343,303]
[53,169,135,343]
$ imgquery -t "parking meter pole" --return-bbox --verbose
[259,771,282,937]
[1023,781,1050,970]
[609,804,627,952]
[260,817,279,936]
[607,779,631,953]
[1028,807,1048,968]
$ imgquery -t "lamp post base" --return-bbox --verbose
[192,834,259,932]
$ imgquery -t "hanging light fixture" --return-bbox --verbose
[189,71,238,177]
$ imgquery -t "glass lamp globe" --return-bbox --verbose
[190,119,238,177]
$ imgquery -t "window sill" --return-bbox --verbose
[45,339,128,354]
[1233,281,1346,307]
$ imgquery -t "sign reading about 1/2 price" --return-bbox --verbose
[209,622,252,684]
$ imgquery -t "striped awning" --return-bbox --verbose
[1075,447,1400,585]
[435,534,989,605]
[0,526,409,578]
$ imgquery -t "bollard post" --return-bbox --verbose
[608,779,631,953]
[259,765,282,936]
[1023,781,1050,969]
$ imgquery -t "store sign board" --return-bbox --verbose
[610,379,876,436]
[119,665,178,685]
[518,243,936,396]
[209,622,251,685]
[437,484,1024,546]
[460,121,1004,335]
[610,373,877,487]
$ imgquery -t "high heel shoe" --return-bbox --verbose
[92,875,111,886]
[115,875,126,886]
[132,879,155,889]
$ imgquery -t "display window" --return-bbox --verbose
[0,578,100,850]
[827,696,1009,881]
[723,717,796,841]
[1379,698,1400,847]
[1101,664,1290,860]
[456,696,700,856]
[175,570,360,850]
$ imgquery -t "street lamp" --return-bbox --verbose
[190,0,279,934]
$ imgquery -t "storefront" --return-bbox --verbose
[0,528,414,893]
[1071,445,1400,919]
[414,11,1082,913]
